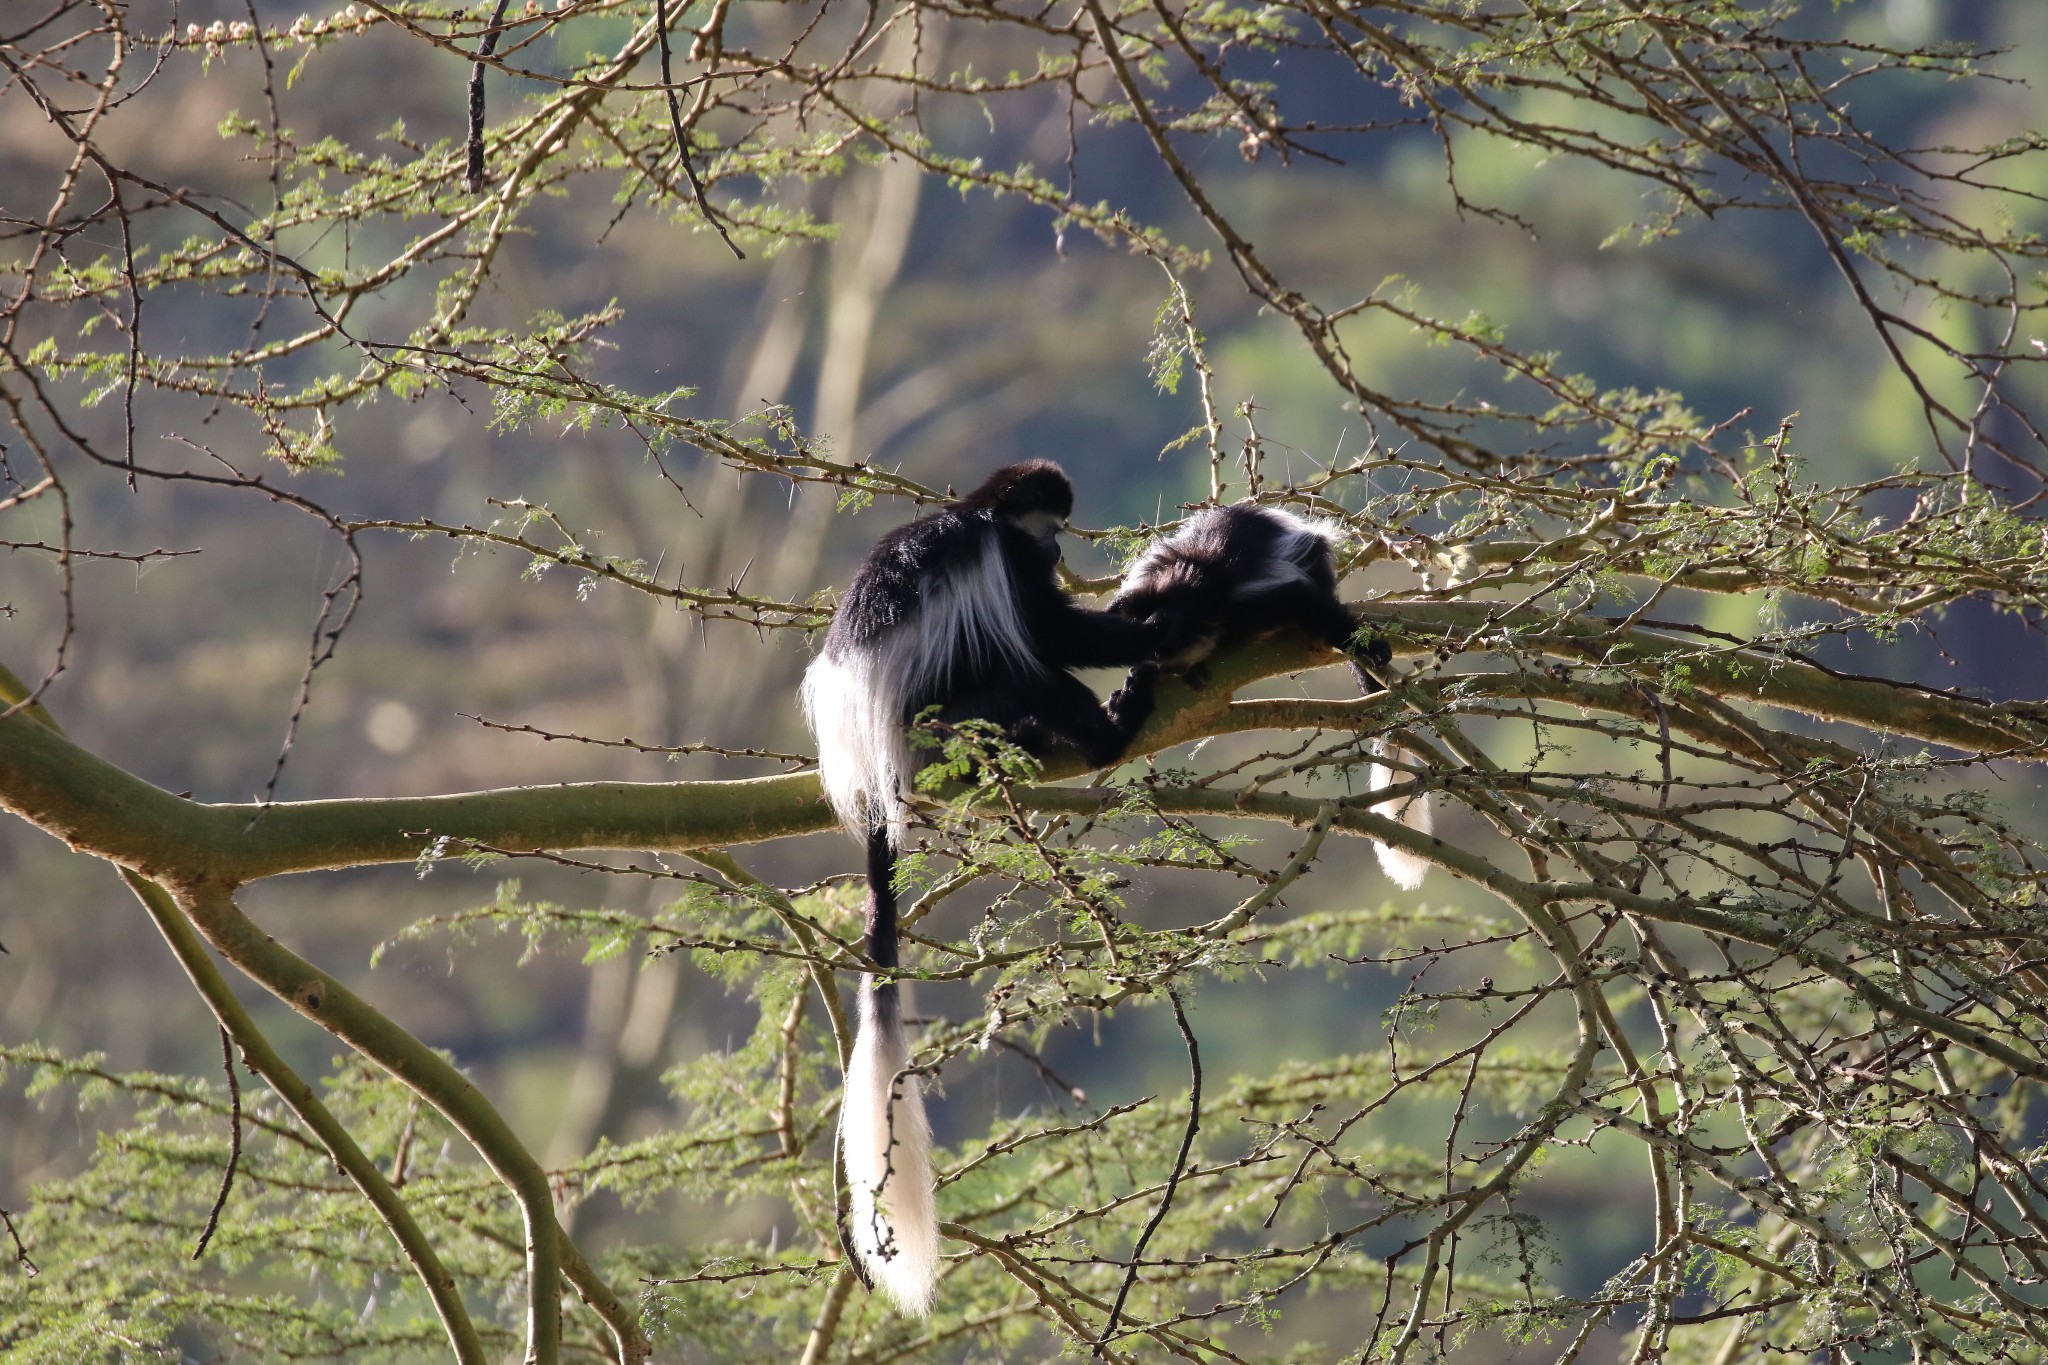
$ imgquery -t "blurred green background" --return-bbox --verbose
[5,1,2047,1354]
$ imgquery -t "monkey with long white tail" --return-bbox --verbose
[1110,503,1434,890]
[801,461,1181,1314]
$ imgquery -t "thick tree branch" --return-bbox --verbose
[0,665,491,1365]
[5,604,2042,891]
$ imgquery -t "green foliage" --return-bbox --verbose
[7,2,2048,1363]
[2,1051,511,1364]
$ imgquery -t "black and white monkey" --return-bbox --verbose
[800,460,1178,1314]
[1110,504,1434,890]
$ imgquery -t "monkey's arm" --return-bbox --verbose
[1002,665,1157,767]
[1243,582,1392,689]
[1037,600,1188,669]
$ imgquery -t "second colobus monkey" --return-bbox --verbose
[800,460,1177,1314]
[1110,504,1435,889]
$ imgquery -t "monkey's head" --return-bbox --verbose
[1110,554,1225,670]
[957,460,1074,544]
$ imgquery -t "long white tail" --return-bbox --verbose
[841,981,939,1314]
[1369,738,1433,890]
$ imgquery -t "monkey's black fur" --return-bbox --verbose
[802,460,1178,1314]
[1111,503,1390,691]
[822,460,1165,772]
[1112,504,1434,891]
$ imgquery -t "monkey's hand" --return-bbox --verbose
[1345,634,1395,692]
[1106,663,1160,741]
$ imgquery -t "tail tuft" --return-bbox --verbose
[1369,739,1433,891]
[840,984,939,1314]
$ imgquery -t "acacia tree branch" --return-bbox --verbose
[23,626,2031,1083]
[1095,990,1201,1355]
[125,872,496,1365]
[161,875,659,1364]
[4,601,2043,887]
[5,655,652,1363]
[0,666,489,1365]
[7,4,2045,1354]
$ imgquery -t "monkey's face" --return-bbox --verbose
[1010,508,1065,547]
[1003,509,1066,576]
[1112,584,1222,669]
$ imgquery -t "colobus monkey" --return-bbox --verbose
[1111,504,1434,890]
[800,460,1176,1314]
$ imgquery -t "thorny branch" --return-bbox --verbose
[0,1209,33,1278]
[5,3,2048,1362]
[189,1024,242,1261]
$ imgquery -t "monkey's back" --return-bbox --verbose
[827,509,993,647]
[1118,504,1341,622]
[804,507,1051,837]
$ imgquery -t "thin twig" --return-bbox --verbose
[459,711,813,767]
[1,1208,34,1277]
[1096,990,1202,1355]
[654,0,744,258]
[192,1024,243,1259]
[464,0,512,193]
